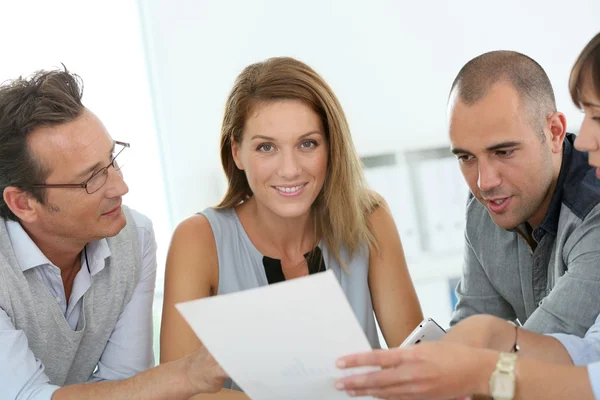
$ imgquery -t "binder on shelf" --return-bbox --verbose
[363,161,421,259]
[413,156,469,255]
[440,157,470,251]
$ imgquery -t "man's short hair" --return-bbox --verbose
[449,50,557,140]
[0,67,85,221]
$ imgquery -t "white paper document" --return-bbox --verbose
[176,270,377,399]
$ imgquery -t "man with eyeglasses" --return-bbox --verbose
[0,69,228,399]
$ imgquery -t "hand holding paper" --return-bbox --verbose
[176,270,377,399]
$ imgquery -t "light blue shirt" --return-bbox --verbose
[0,208,157,399]
[589,362,600,400]
[549,313,600,399]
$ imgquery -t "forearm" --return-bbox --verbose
[444,314,506,348]
[513,359,593,400]
[445,315,573,364]
[471,352,593,400]
[190,389,250,399]
[52,357,198,400]
[504,328,573,364]
[483,319,573,364]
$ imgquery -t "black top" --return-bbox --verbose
[262,246,326,284]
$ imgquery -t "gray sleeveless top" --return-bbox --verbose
[200,207,380,391]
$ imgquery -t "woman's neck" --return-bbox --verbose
[240,198,315,260]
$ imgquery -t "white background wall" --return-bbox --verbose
[139,0,600,227]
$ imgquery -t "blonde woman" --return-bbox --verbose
[160,57,423,397]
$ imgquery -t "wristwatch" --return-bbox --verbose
[489,352,517,400]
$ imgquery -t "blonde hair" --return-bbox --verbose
[216,57,381,267]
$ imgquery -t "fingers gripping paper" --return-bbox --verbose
[176,270,377,399]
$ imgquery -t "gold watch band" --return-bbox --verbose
[489,352,518,400]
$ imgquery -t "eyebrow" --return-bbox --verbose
[75,141,116,179]
[250,131,322,141]
[582,101,600,108]
[451,141,521,155]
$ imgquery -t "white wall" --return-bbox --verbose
[138,0,600,226]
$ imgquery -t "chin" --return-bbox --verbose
[490,214,521,231]
[104,214,128,238]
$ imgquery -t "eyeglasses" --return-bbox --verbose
[31,141,130,195]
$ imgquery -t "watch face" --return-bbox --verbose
[491,373,515,397]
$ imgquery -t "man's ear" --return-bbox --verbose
[231,139,244,170]
[547,112,567,154]
[3,187,40,223]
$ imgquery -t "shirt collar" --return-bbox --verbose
[84,237,112,276]
[536,133,576,238]
[5,219,111,275]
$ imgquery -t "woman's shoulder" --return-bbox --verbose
[366,191,392,226]
[198,206,236,221]
[173,209,230,252]
[166,211,220,293]
[171,212,217,253]
[177,211,209,229]
[164,214,221,314]
[173,207,246,254]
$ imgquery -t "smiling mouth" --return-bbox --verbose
[273,183,307,194]
[102,204,122,216]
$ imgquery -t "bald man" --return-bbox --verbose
[448,50,600,336]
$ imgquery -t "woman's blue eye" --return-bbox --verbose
[257,144,274,152]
